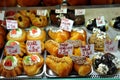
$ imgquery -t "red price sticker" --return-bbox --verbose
[104,40,118,52]
[60,18,74,32]
[0,11,5,20]
[26,40,41,54]
[6,20,18,29]
[6,44,21,54]
[81,44,94,57]
[58,43,73,55]
[37,10,48,16]
[96,16,106,27]
[75,9,85,16]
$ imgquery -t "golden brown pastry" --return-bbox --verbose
[71,56,92,76]
[48,27,70,43]
[4,40,26,57]
[17,0,41,7]
[0,35,5,49]
[27,26,46,42]
[89,31,110,51]
[45,40,59,56]
[43,0,63,6]
[46,55,73,77]
[23,54,44,76]
[19,10,36,17]
[14,12,30,28]
[26,40,45,55]
[29,13,48,28]
[1,56,23,78]
[7,28,26,42]
[0,26,7,39]
[67,0,88,6]
[0,0,17,7]
[70,28,87,45]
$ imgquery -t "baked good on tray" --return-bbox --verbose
[4,40,26,57]
[7,28,26,42]
[48,27,70,43]
[110,16,120,30]
[86,18,109,32]
[0,0,17,7]
[29,13,48,28]
[43,0,63,6]
[89,31,110,51]
[70,56,92,76]
[17,0,41,7]
[27,26,46,42]
[0,35,5,49]
[0,26,7,39]
[1,56,23,78]
[22,54,44,76]
[70,27,87,45]
[114,0,120,3]
[92,52,120,75]
[45,40,59,56]
[14,12,30,28]
[46,55,73,77]
[67,0,88,6]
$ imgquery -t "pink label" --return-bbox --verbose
[96,16,105,27]
[58,43,73,55]
[81,44,94,57]
[26,40,41,54]
[60,18,74,32]
[75,9,85,16]
[6,45,20,54]
[104,40,118,52]
[6,20,18,29]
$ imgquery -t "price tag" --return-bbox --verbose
[55,5,67,14]
[6,20,18,29]
[80,44,94,57]
[92,28,101,33]
[0,11,5,20]
[96,16,106,27]
[60,18,74,32]
[104,40,118,52]
[75,9,85,16]
[37,10,48,16]
[58,43,73,55]
[26,40,41,54]
[5,44,21,54]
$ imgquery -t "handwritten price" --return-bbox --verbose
[6,20,18,29]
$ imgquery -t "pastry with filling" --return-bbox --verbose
[110,16,120,30]
[48,27,70,43]
[4,40,26,57]
[71,56,92,76]
[7,28,26,42]
[92,52,120,75]
[1,56,23,78]
[27,26,46,42]
[29,13,48,28]
[23,54,44,76]
[14,12,30,28]
[46,55,73,77]
[86,18,108,32]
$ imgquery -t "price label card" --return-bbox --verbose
[58,43,73,55]
[6,45,21,54]
[92,28,101,33]
[96,16,106,27]
[104,40,118,52]
[6,20,18,29]
[80,44,94,57]
[60,18,74,32]
[0,11,5,20]
[75,9,85,16]
[26,40,41,54]
[55,5,67,14]
[37,10,48,16]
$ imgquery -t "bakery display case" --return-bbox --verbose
[0,0,120,80]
